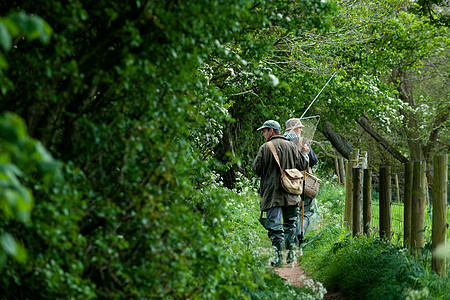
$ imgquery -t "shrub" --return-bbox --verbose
[301,224,450,299]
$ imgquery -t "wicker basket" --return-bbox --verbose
[304,172,321,199]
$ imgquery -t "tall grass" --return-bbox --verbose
[300,180,450,299]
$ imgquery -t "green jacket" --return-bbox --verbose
[252,135,309,211]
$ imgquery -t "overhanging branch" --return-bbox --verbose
[356,115,408,164]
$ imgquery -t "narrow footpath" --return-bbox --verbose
[272,254,348,300]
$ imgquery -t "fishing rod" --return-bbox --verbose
[300,72,337,119]
[300,115,320,120]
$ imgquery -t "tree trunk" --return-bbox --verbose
[391,69,425,162]
[214,121,237,189]
[321,121,353,159]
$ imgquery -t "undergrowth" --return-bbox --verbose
[300,182,450,300]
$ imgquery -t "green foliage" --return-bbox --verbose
[1,0,446,298]
[0,112,62,267]
[302,225,450,299]
[1,164,96,299]
[315,181,345,224]
[0,11,52,70]
[300,180,450,299]
[0,1,338,298]
[411,0,450,26]
[228,0,448,181]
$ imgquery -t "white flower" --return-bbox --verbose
[268,74,279,86]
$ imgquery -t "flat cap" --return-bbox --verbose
[257,120,281,131]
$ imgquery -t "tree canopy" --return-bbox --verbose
[0,1,338,298]
[0,0,448,298]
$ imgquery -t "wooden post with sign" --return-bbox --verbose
[334,157,340,183]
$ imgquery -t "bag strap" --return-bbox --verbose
[267,141,284,174]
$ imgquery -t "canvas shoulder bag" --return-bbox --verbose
[267,141,303,195]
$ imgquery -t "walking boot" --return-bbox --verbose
[286,249,297,264]
[285,238,296,264]
[270,244,283,267]
[271,250,283,267]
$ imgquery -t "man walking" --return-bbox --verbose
[284,118,319,246]
[252,120,309,267]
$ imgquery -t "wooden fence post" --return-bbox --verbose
[344,160,352,228]
[363,168,372,235]
[411,160,427,253]
[334,157,340,183]
[403,162,413,248]
[344,150,360,229]
[360,151,368,168]
[394,174,400,203]
[338,157,345,185]
[351,149,359,165]
[379,166,391,242]
[352,167,362,237]
[432,154,448,275]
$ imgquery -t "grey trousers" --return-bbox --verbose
[259,206,297,252]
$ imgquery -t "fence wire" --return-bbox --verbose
[355,169,447,246]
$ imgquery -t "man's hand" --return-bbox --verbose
[301,144,310,154]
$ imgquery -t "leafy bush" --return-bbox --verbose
[300,205,450,300]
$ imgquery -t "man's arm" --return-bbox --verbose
[308,146,318,168]
[295,145,309,171]
[252,145,264,176]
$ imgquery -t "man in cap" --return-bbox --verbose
[284,118,319,247]
[252,120,310,267]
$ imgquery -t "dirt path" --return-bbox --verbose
[272,253,348,300]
